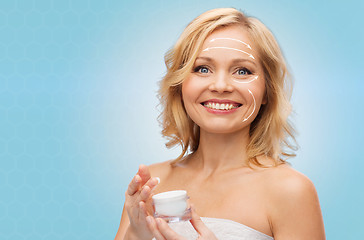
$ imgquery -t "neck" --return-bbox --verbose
[191,127,251,174]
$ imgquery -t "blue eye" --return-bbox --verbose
[237,68,251,75]
[200,67,209,73]
[194,66,209,74]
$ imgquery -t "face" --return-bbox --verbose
[182,25,266,134]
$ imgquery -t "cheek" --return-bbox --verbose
[247,78,266,104]
[181,82,190,103]
[251,86,265,104]
[235,81,265,104]
[181,79,205,121]
[181,82,195,114]
[182,77,202,102]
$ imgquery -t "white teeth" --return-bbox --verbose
[203,102,238,110]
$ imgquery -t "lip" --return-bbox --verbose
[203,106,240,114]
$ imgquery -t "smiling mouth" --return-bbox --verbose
[201,102,242,111]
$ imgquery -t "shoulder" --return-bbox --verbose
[263,164,325,239]
[253,156,316,196]
[265,164,317,202]
[260,163,319,211]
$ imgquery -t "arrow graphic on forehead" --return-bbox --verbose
[210,37,252,49]
[242,89,256,122]
[202,47,255,59]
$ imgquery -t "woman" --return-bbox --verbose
[115,8,325,240]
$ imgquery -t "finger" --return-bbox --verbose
[128,186,150,219]
[138,164,152,185]
[127,174,142,196]
[137,177,160,202]
[138,201,148,221]
[145,177,160,192]
[146,216,166,240]
[156,218,184,240]
[190,206,209,236]
[139,185,152,203]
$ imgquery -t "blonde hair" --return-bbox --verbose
[158,8,297,167]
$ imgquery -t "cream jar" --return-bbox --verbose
[152,190,191,223]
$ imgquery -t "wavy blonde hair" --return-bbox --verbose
[158,8,297,167]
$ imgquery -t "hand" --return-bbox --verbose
[125,164,159,240]
[146,206,218,240]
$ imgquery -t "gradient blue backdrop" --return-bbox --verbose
[1,0,363,239]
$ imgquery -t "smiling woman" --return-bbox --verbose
[182,25,265,136]
[115,8,325,240]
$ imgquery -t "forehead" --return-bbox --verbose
[203,25,252,48]
[199,25,258,62]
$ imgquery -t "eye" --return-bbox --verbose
[236,68,252,75]
[194,66,210,74]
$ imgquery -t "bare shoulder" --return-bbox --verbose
[263,163,326,239]
[265,163,316,194]
[261,163,319,210]
[253,156,316,196]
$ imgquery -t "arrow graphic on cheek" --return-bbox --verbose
[243,89,256,122]
[233,75,258,84]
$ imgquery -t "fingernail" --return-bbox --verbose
[156,218,163,225]
[151,177,160,191]
[139,164,145,170]
[135,175,140,183]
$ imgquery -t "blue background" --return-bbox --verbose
[0,0,363,239]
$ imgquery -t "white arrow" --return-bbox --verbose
[233,75,258,84]
[243,89,256,122]
[210,38,252,49]
[202,47,255,59]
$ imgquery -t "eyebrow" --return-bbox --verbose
[195,56,257,66]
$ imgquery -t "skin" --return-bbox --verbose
[115,25,326,240]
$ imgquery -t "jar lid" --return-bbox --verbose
[152,190,187,203]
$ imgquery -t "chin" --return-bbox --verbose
[199,122,248,134]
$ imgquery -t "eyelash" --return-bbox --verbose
[235,68,252,75]
[193,66,210,74]
[193,66,253,75]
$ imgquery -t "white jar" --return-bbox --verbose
[152,190,191,222]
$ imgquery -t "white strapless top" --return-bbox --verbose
[162,217,274,239]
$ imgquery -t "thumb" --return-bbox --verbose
[189,205,209,236]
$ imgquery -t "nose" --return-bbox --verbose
[208,71,234,93]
